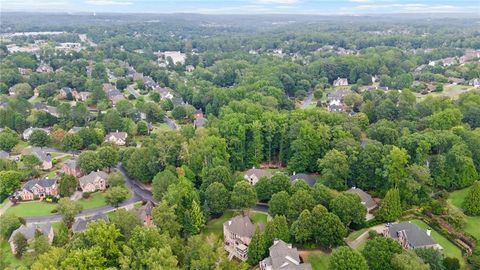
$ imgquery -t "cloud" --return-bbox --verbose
[255,0,300,4]
[353,3,467,13]
[85,0,133,5]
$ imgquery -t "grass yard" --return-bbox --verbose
[5,201,57,217]
[11,141,28,155]
[410,219,464,267]
[202,210,268,237]
[250,212,268,224]
[302,250,331,270]
[77,192,108,209]
[463,216,480,240]
[0,240,26,269]
[0,198,9,209]
[447,187,480,240]
[448,187,469,210]
[347,228,368,241]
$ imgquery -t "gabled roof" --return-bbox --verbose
[9,223,52,242]
[346,187,377,209]
[105,131,128,141]
[72,213,109,233]
[62,159,78,169]
[388,222,438,248]
[79,171,108,186]
[0,150,9,158]
[224,215,257,238]
[193,118,207,128]
[289,173,316,187]
[23,178,56,191]
[137,200,156,220]
[245,168,273,179]
[31,148,52,163]
[262,240,312,270]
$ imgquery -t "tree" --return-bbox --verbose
[264,215,290,246]
[443,257,460,270]
[137,121,148,135]
[318,149,349,190]
[186,200,205,236]
[105,186,129,207]
[290,210,313,244]
[61,133,83,151]
[152,170,178,201]
[0,213,21,239]
[268,191,290,217]
[330,193,366,226]
[463,181,480,216]
[383,146,409,188]
[77,150,101,173]
[313,212,347,247]
[172,105,187,120]
[31,234,50,256]
[312,184,336,208]
[414,248,445,270]
[287,189,315,221]
[0,129,19,151]
[362,237,402,270]
[231,181,257,209]
[103,110,123,132]
[391,251,429,270]
[247,228,266,265]
[58,174,77,197]
[377,188,402,222]
[29,129,51,147]
[116,78,128,90]
[97,146,119,170]
[107,172,125,187]
[11,83,33,99]
[57,198,83,227]
[109,208,142,239]
[256,174,290,202]
[61,247,106,269]
[0,170,22,196]
[151,200,182,237]
[204,182,229,217]
[329,247,368,270]
[13,233,28,257]
[31,247,66,270]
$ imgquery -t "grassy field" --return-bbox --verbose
[410,219,464,267]
[202,210,268,237]
[5,201,57,217]
[0,240,26,269]
[448,187,469,209]
[447,186,480,239]
[77,192,108,209]
[0,198,9,209]
[303,250,331,270]
[415,84,475,100]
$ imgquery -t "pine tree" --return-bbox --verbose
[247,228,266,265]
[377,188,402,222]
[187,200,205,235]
[463,181,480,216]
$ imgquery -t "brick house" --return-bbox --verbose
[31,148,53,170]
[105,131,128,145]
[384,222,442,250]
[78,171,108,192]
[62,159,83,177]
[13,178,58,201]
[136,200,156,226]
[9,223,54,254]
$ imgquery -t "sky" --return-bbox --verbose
[0,0,478,14]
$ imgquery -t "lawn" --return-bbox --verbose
[410,219,464,266]
[5,201,57,217]
[303,250,331,270]
[202,210,268,237]
[347,228,368,241]
[0,198,8,209]
[250,212,268,224]
[448,187,469,210]
[77,192,108,209]
[0,240,26,269]
[447,187,480,240]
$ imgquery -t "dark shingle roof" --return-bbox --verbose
[346,187,377,209]
[289,173,316,187]
[388,222,438,248]
[72,213,109,233]
[262,240,312,270]
[23,178,56,191]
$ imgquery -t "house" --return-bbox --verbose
[469,79,480,88]
[18,68,32,76]
[68,127,82,133]
[186,65,195,72]
[23,127,50,140]
[72,90,91,101]
[171,97,185,106]
[31,148,53,170]
[289,173,316,187]
[244,168,273,185]
[327,89,352,112]
[193,109,207,128]
[78,171,108,192]
[346,187,377,220]
[159,51,187,65]
[133,72,144,82]
[441,57,457,67]
[224,215,259,261]
[143,76,158,89]
[333,77,348,87]
[13,178,58,201]
[153,87,174,100]
[136,200,156,226]
[9,223,54,254]
[126,85,140,99]
[447,77,465,85]
[36,63,53,73]
[103,84,125,105]
[260,240,312,270]
[384,222,442,250]
[105,131,128,145]
[32,103,59,117]
[0,150,9,158]
[62,159,82,177]
[72,213,109,233]
[58,87,73,99]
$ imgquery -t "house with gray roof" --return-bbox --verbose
[260,240,312,270]
[384,222,442,250]
[62,159,82,177]
[9,223,54,254]
[31,147,52,170]
[290,173,316,187]
[333,77,348,86]
[13,177,58,201]
[68,126,82,133]
[23,127,50,140]
[72,213,109,233]
[79,171,108,192]
[346,187,377,220]
[136,200,156,226]
[105,131,128,145]
[0,150,9,158]
[224,215,261,261]
[244,168,273,185]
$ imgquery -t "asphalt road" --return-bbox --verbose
[163,116,179,130]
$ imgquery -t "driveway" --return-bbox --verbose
[347,224,384,249]
[163,116,179,130]
[300,91,314,109]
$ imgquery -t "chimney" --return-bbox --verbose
[293,171,296,176]
[426,229,431,236]
[228,221,232,226]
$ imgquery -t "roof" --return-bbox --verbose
[245,168,273,179]
[223,215,257,238]
[106,131,128,141]
[262,240,312,270]
[193,118,207,128]
[31,148,52,163]
[79,171,108,186]
[137,200,156,220]
[72,213,109,233]
[69,127,82,133]
[346,187,377,209]
[290,173,316,187]
[23,178,56,192]
[62,159,78,169]
[9,223,52,242]
[0,150,9,158]
[388,222,438,248]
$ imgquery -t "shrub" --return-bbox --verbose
[82,192,92,199]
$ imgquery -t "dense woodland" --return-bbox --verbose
[0,13,479,270]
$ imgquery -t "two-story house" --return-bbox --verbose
[384,222,442,250]
[13,178,58,201]
[62,159,83,177]
[244,168,273,186]
[260,240,312,270]
[223,215,259,261]
[9,223,54,254]
[105,131,128,146]
[79,171,108,192]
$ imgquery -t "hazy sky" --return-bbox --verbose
[0,0,478,14]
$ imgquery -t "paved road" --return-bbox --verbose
[163,116,179,130]
[253,203,268,213]
[300,91,314,109]
[23,163,152,224]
